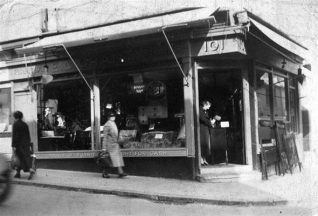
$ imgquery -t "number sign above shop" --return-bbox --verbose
[193,37,246,57]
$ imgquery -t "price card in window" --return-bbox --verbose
[155,134,163,139]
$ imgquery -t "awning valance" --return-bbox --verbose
[16,7,216,55]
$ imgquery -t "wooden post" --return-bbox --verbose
[182,60,195,157]
[90,87,95,150]
[182,40,198,179]
[252,60,260,169]
[93,79,100,150]
[242,68,253,166]
[193,62,201,176]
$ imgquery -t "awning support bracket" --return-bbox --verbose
[44,44,95,97]
[161,28,189,87]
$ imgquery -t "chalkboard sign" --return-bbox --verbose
[283,133,302,173]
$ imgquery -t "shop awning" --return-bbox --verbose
[249,15,309,62]
[0,37,39,52]
[16,7,216,55]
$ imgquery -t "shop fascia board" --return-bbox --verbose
[15,8,217,55]
[0,55,60,69]
[0,37,39,52]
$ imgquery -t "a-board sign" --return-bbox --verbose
[283,133,302,173]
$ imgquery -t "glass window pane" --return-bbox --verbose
[256,71,271,120]
[99,71,185,149]
[273,75,287,121]
[38,80,91,151]
[0,88,11,132]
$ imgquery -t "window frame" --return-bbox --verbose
[256,65,300,134]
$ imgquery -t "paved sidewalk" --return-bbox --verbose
[10,153,317,208]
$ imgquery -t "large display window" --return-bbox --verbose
[273,74,287,122]
[99,70,185,149]
[37,79,91,151]
[256,67,299,143]
[256,70,271,120]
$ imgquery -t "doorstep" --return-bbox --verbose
[197,163,261,183]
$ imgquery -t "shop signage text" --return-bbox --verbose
[122,150,167,157]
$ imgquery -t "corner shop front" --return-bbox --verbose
[0,8,307,179]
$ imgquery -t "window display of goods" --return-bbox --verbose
[122,141,144,149]
[141,131,177,148]
[118,130,138,144]
[121,130,185,149]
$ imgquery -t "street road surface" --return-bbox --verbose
[0,185,314,216]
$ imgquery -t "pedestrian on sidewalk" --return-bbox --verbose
[11,111,35,180]
[102,111,127,178]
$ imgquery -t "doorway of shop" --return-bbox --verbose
[198,69,245,166]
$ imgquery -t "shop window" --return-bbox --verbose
[0,88,11,133]
[256,70,271,120]
[99,71,185,149]
[257,68,300,144]
[273,74,287,122]
[37,79,91,151]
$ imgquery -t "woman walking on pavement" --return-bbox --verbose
[102,112,127,178]
[11,111,35,180]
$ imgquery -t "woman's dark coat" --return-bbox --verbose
[12,120,32,172]
[199,106,212,158]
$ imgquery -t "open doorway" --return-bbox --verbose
[198,69,244,165]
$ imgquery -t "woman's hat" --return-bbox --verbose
[107,112,116,117]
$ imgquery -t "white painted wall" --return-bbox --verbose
[0,137,12,158]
